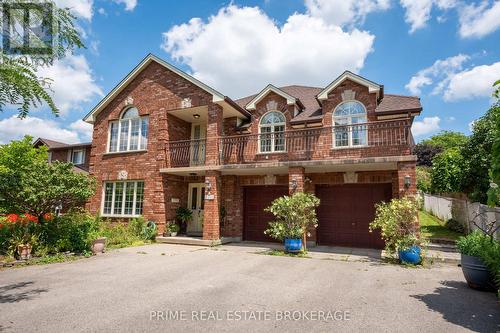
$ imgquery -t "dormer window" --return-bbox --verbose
[332,101,367,148]
[259,111,286,153]
[108,107,149,153]
[70,149,85,165]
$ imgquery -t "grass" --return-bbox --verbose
[419,210,463,241]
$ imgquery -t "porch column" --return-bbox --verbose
[206,103,223,166]
[203,170,221,240]
[288,166,305,194]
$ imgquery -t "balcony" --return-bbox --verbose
[164,119,413,169]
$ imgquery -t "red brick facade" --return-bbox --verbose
[84,57,418,243]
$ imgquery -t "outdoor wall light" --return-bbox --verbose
[404,175,411,189]
[290,178,298,191]
[193,114,201,119]
[205,179,212,192]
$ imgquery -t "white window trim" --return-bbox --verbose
[70,149,85,165]
[332,101,368,149]
[107,110,148,153]
[258,111,287,153]
[101,180,144,217]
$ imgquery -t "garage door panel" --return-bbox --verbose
[317,183,392,249]
[243,186,289,242]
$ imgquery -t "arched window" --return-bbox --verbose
[332,101,367,147]
[108,107,149,152]
[259,111,286,152]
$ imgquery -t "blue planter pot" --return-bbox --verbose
[399,246,421,264]
[284,238,302,253]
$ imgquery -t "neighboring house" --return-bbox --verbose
[33,138,91,174]
[81,53,420,249]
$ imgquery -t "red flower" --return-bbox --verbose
[6,214,19,223]
[24,214,39,223]
[43,213,54,221]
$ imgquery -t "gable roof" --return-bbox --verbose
[244,84,305,110]
[375,94,422,114]
[316,71,382,101]
[83,54,249,123]
[33,138,91,149]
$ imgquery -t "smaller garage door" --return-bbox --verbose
[316,183,392,249]
[244,186,289,242]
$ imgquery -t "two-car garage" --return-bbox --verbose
[243,183,392,249]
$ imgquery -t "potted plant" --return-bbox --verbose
[457,231,495,290]
[264,192,320,253]
[4,214,40,260]
[175,207,192,235]
[369,197,423,264]
[168,223,180,237]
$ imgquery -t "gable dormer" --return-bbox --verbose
[316,71,383,103]
[245,84,304,116]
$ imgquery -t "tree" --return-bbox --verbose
[422,130,468,150]
[487,101,500,206]
[0,0,84,117]
[414,143,443,167]
[461,105,499,203]
[0,136,95,217]
[416,166,432,193]
[494,79,500,99]
[430,148,466,194]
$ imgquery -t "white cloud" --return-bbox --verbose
[112,0,138,11]
[458,1,500,38]
[399,0,457,33]
[443,61,500,101]
[0,116,83,144]
[55,0,93,20]
[161,5,375,98]
[37,54,103,114]
[97,7,107,16]
[69,120,93,142]
[405,54,469,95]
[304,0,390,26]
[412,116,441,137]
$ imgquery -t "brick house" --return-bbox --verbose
[81,54,421,248]
[33,138,91,174]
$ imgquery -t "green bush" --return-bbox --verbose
[264,192,320,242]
[369,197,421,255]
[38,211,98,254]
[456,231,487,257]
[97,217,157,248]
[128,217,157,241]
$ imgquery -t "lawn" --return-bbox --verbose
[419,210,463,241]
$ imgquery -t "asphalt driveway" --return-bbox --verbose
[0,243,499,332]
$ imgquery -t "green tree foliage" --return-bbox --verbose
[461,105,499,203]
[416,166,432,192]
[488,101,500,206]
[0,0,84,117]
[430,148,465,194]
[421,130,468,150]
[0,136,96,217]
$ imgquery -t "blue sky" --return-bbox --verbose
[1,0,499,144]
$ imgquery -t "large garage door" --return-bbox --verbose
[244,186,289,242]
[316,183,392,249]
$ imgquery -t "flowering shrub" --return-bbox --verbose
[0,213,40,257]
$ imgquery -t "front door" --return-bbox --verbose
[190,124,206,166]
[187,183,205,236]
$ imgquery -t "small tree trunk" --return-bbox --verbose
[303,232,307,252]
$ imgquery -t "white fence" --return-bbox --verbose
[423,193,500,237]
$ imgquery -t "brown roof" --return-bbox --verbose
[235,86,421,124]
[376,94,422,113]
[34,138,91,149]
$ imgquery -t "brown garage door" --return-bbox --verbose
[316,183,392,249]
[244,186,289,242]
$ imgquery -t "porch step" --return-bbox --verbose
[427,242,458,253]
[429,237,458,245]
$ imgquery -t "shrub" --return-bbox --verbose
[128,217,157,241]
[430,148,466,194]
[456,231,487,257]
[369,197,421,255]
[168,223,180,233]
[416,166,432,193]
[264,192,320,242]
